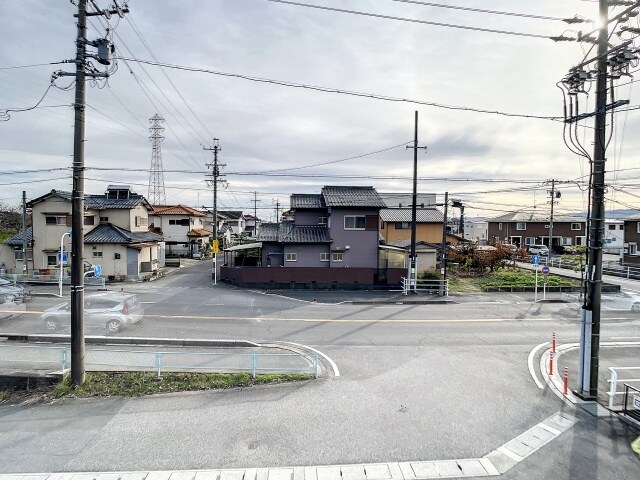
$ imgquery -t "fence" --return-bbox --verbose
[622,384,640,422]
[532,257,640,281]
[401,277,448,296]
[0,344,319,378]
[607,367,640,409]
[0,273,105,287]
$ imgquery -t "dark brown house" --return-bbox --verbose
[623,217,640,264]
[488,212,586,252]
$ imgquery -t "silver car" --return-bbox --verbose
[562,292,640,312]
[42,292,144,334]
[0,278,30,303]
[0,293,26,320]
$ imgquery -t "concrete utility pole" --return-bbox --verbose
[204,139,224,282]
[406,111,427,293]
[274,200,280,223]
[250,191,260,235]
[440,191,449,295]
[547,179,556,262]
[578,0,608,400]
[22,191,27,276]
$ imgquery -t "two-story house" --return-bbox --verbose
[623,217,640,264]
[25,185,163,281]
[488,211,586,252]
[150,205,210,257]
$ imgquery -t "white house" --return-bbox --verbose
[150,205,211,256]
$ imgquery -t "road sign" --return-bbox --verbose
[542,266,550,275]
[212,239,219,254]
[94,264,102,277]
[532,255,540,265]
[57,252,68,265]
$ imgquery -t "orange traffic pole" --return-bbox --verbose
[563,367,569,395]
[552,331,556,354]
[549,351,554,376]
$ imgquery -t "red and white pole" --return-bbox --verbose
[563,367,568,395]
[549,351,554,376]
[552,331,556,354]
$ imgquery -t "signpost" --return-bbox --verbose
[59,231,72,298]
[212,239,219,284]
[542,265,550,300]
[532,255,540,302]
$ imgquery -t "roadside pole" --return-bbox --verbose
[532,255,540,302]
[542,265,550,300]
[59,231,71,297]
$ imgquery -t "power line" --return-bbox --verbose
[389,0,576,22]
[118,56,561,121]
[0,61,66,71]
[268,0,553,39]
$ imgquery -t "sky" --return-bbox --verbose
[1,0,639,221]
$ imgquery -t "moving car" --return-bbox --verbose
[561,292,640,312]
[0,278,30,303]
[0,293,26,320]
[41,292,144,333]
[528,244,549,256]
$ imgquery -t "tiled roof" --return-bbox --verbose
[84,223,163,244]
[290,194,326,209]
[4,227,32,246]
[218,211,243,220]
[321,186,385,208]
[388,239,439,250]
[27,189,152,211]
[187,229,212,236]
[490,211,585,223]
[152,205,206,217]
[257,222,330,243]
[380,208,444,223]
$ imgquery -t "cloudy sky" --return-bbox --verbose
[1,0,639,220]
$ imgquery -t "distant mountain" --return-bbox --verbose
[566,209,638,220]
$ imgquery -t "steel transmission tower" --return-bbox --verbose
[148,113,167,205]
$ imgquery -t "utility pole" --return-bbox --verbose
[204,139,224,282]
[274,200,280,223]
[250,191,261,235]
[55,0,127,386]
[578,0,608,400]
[547,179,556,262]
[21,191,27,276]
[440,192,449,295]
[405,111,427,293]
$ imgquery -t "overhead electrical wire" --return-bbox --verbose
[267,0,553,39]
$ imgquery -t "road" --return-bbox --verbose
[0,261,639,478]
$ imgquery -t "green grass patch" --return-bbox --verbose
[447,268,576,292]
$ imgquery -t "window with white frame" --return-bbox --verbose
[344,215,366,230]
[332,252,343,262]
[608,224,616,230]
[562,237,572,245]
[637,222,640,233]
[571,223,581,231]
[498,222,502,230]
[394,222,411,230]
[516,222,526,230]
[285,252,297,262]
[45,215,69,226]
[47,255,58,266]
[630,243,638,255]
[92,251,103,258]
[525,237,535,245]
[320,253,329,262]
[318,216,327,226]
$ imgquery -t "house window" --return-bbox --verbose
[84,216,95,226]
[45,215,69,226]
[320,253,330,262]
[562,237,572,246]
[169,219,189,226]
[318,216,327,226]
[525,237,535,245]
[498,222,502,230]
[47,255,58,266]
[344,216,366,230]
[285,252,297,262]
[630,243,638,255]
[571,223,581,231]
[92,251,103,258]
[100,216,109,223]
[394,222,411,230]
[637,222,640,234]
[135,216,149,227]
[516,223,526,231]
[608,224,616,230]
[332,253,343,262]
[619,224,624,230]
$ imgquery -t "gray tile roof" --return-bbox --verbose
[321,186,385,208]
[257,222,330,243]
[290,194,326,209]
[4,227,32,246]
[380,208,444,223]
[490,211,585,223]
[27,189,152,211]
[218,210,243,220]
[84,223,163,244]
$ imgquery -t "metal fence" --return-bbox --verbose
[607,367,640,408]
[401,277,448,296]
[622,384,640,422]
[529,257,640,281]
[0,273,105,287]
[0,344,318,378]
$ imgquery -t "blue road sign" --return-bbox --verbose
[542,266,550,275]
[57,252,68,265]
[94,264,102,277]
[532,255,540,265]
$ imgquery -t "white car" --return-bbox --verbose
[528,245,549,256]
[562,292,640,312]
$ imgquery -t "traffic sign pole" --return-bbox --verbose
[532,255,540,302]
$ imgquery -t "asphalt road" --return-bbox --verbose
[0,261,639,478]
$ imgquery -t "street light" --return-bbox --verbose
[59,231,71,297]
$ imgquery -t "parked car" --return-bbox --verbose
[561,292,640,312]
[41,292,144,334]
[0,293,26,320]
[528,244,550,256]
[0,278,30,303]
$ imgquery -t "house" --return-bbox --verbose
[487,211,586,252]
[623,217,640,264]
[244,214,262,237]
[218,211,246,235]
[464,218,489,244]
[379,208,445,245]
[604,219,625,255]
[150,205,210,257]
[0,227,33,275]
[25,185,163,281]
[221,186,397,288]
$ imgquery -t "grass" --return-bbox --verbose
[2,371,314,403]
[448,268,577,292]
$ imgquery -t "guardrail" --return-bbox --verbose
[0,273,105,287]
[0,344,319,378]
[535,257,640,281]
[401,277,448,296]
[607,367,640,409]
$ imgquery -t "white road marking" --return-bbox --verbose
[275,341,340,377]
[528,342,549,389]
